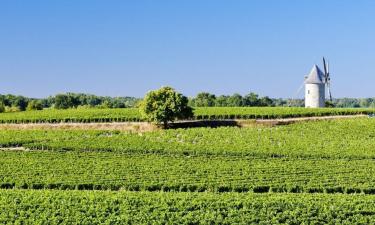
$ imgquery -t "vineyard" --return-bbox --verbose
[1,151,375,193]
[1,118,375,159]
[1,190,375,224]
[1,113,375,223]
[0,107,374,123]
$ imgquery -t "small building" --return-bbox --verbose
[305,65,325,108]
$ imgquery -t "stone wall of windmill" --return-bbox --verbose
[305,65,326,108]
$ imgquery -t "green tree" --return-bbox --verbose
[140,87,193,128]
[192,92,216,107]
[26,100,43,111]
[227,93,243,106]
[325,101,335,108]
[360,98,372,108]
[215,95,229,106]
[0,102,4,113]
[54,94,72,109]
[100,100,113,108]
[243,92,259,106]
[12,96,28,111]
[259,96,274,106]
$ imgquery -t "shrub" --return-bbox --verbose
[140,87,193,128]
[26,100,43,111]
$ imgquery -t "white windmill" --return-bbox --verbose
[304,57,332,108]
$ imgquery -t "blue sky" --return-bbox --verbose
[1,0,375,98]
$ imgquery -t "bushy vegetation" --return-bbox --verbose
[140,87,193,127]
[0,102,4,113]
[0,93,140,111]
[2,91,375,113]
[189,92,276,107]
[26,100,43,111]
[189,91,375,108]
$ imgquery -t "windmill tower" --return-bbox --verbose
[304,58,332,108]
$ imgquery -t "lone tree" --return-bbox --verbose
[140,87,193,128]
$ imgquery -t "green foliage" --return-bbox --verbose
[2,118,375,159]
[191,92,216,107]
[0,102,4,113]
[51,93,139,109]
[244,92,260,106]
[189,92,274,107]
[54,93,79,109]
[0,108,142,123]
[193,107,375,120]
[26,100,43,111]
[0,107,374,124]
[227,93,244,106]
[0,93,140,110]
[1,113,375,222]
[325,101,335,108]
[0,150,375,192]
[140,87,193,127]
[12,96,28,111]
[1,191,375,224]
[5,106,21,113]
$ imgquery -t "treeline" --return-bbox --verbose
[0,93,140,112]
[188,92,375,108]
[1,91,375,113]
[333,98,375,108]
[188,92,297,107]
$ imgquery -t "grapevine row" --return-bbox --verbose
[1,118,375,159]
[1,190,375,224]
[1,151,375,193]
[0,107,374,123]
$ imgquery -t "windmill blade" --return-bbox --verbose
[327,84,333,102]
[323,57,328,76]
[323,57,332,102]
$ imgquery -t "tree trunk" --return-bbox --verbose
[163,120,168,129]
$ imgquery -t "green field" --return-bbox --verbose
[1,190,375,224]
[1,151,375,193]
[0,107,374,123]
[2,113,375,223]
[1,118,375,159]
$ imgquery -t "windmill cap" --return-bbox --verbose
[305,64,324,84]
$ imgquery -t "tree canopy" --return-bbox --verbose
[140,87,193,128]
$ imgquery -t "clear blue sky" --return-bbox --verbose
[1,0,374,98]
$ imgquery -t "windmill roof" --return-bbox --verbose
[305,65,324,84]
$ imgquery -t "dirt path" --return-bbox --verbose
[0,122,158,132]
[0,147,27,151]
[253,114,367,126]
[0,114,367,131]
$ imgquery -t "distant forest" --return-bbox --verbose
[0,93,140,112]
[0,92,375,112]
[187,92,375,108]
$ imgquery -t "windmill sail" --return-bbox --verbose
[323,57,332,102]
